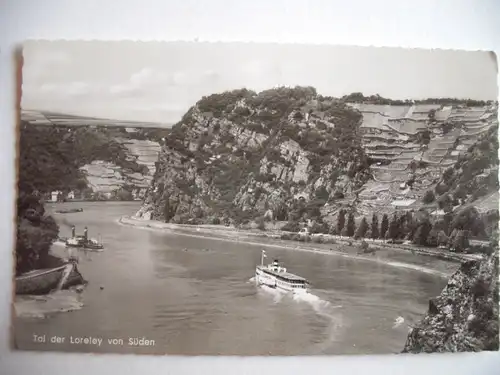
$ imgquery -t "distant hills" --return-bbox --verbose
[21,109,174,128]
[18,111,168,200]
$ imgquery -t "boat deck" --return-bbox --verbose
[257,266,307,282]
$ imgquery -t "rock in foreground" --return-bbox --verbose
[402,249,499,353]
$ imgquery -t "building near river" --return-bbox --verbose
[50,191,63,202]
[391,199,416,211]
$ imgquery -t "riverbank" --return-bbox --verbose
[119,215,468,278]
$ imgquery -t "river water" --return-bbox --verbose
[14,202,450,356]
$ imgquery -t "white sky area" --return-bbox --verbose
[21,41,498,124]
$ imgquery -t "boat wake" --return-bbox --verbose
[292,291,341,315]
[252,278,287,303]
[295,291,344,354]
[251,276,343,353]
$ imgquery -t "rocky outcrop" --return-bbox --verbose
[402,248,499,353]
[138,87,371,224]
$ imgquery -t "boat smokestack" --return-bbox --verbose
[71,226,76,237]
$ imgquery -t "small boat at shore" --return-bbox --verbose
[255,250,309,293]
[66,236,104,251]
[55,208,83,214]
[63,226,104,251]
[15,262,86,295]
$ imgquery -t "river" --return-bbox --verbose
[13,202,449,356]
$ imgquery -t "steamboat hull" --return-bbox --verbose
[255,266,308,293]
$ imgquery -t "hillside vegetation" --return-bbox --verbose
[137,86,372,225]
[15,120,163,273]
[18,121,162,200]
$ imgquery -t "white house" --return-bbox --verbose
[67,191,75,200]
[391,199,416,211]
[51,191,62,202]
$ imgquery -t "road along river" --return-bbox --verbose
[13,202,452,356]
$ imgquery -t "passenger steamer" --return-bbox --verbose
[255,250,309,293]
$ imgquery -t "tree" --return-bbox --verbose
[370,214,379,239]
[346,212,356,237]
[16,201,59,275]
[423,190,435,204]
[435,182,449,196]
[355,217,369,239]
[380,213,389,239]
[397,214,408,239]
[114,188,134,201]
[419,130,431,145]
[282,221,301,232]
[387,213,400,240]
[437,230,449,247]
[314,186,329,201]
[75,178,88,191]
[256,217,266,231]
[427,228,439,247]
[337,209,346,235]
[451,205,485,237]
[452,230,470,253]
[441,122,453,134]
[443,167,454,183]
[413,220,433,246]
[401,211,415,240]
[437,194,453,213]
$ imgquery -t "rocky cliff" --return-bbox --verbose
[135,87,372,223]
[137,88,498,227]
[402,246,499,353]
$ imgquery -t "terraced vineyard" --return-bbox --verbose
[350,102,499,217]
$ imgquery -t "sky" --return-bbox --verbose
[21,41,498,124]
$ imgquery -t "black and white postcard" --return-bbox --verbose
[12,41,499,356]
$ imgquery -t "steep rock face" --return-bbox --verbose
[137,87,371,223]
[402,248,499,353]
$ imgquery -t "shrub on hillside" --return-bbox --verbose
[311,236,324,244]
[346,212,356,237]
[427,229,439,247]
[256,217,266,231]
[449,229,470,252]
[451,205,486,237]
[435,182,450,196]
[423,190,436,204]
[359,240,369,252]
[310,221,329,234]
[437,194,453,213]
[354,217,369,239]
[282,221,301,232]
[16,206,59,275]
[437,230,449,247]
